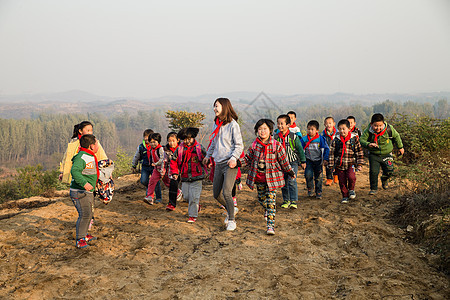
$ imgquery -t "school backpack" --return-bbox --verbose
[176,142,208,176]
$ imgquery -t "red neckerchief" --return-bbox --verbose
[324,128,336,139]
[277,131,290,150]
[145,142,152,162]
[79,147,99,181]
[373,124,388,145]
[151,144,162,163]
[78,134,82,140]
[289,122,297,128]
[256,137,270,158]
[169,145,178,153]
[207,118,223,150]
[181,140,198,169]
[303,133,319,150]
[339,134,352,166]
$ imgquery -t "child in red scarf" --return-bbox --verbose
[145,133,170,204]
[239,119,294,235]
[322,116,338,186]
[327,119,365,203]
[165,132,183,211]
[170,128,207,223]
[287,110,302,137]
[347,116,362,138]
[70,134,99,249]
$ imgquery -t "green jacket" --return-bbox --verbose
[360,122,403,156]
[70,150,98,191]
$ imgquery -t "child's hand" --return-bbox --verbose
[356,165,362,171]
[228,158,237,169]
[398,148,405,155]
[172,174,178,180]
[369,143,379,148]
[300,163,306,170]
[202,157,210,167]
[58,173,63,181]
[84,182,94,191]
[323,160,329,166]
[151,163,156,167]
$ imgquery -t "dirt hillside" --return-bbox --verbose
[0,166,448,299]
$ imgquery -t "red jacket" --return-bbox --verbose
[170,141,207,182]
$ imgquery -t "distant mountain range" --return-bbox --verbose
[0,90,448,119]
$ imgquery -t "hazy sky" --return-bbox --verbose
[0,0,449,98]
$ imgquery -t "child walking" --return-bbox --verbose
[287,111,302,137]
[145,133,170,204]
[300,120,330,199]
[327,119,365,203]
[69,134,99,249]
[274,114,306,209]
[322,116,338,186]
[132,129,162,200]
[165,132,183,211]
[347,116,362,138]
[360,113,404,195]
[239,119,295,235]
[203,98,244,231]
[60,121,108,183]
[170,128,207,222]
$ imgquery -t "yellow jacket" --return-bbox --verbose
[59,138,108,184]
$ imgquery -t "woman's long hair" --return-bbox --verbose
[214,98,238,125]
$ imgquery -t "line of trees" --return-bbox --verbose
[0,99,447,169]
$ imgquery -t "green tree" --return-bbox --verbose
[165,110,206,131]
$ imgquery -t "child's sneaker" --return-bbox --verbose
[289,202,298,209]
[341,197,349,204]
[176,189,183,201]
[316,193,322,199]
[325,179,333,186]
[238,183,243,191]
[333,175,339,183]
[187,217,197,223]
[226,220,237,231]
[76,238,89,249]
[85,234,97,243]
[144,196,154,205]
[166,204,176,211]
[382,180,389,190]
[281,201,290,208]
[266,227,275,235]
[198,205,202,212]
[233,196,237,207]
[369,190,377,195]
[224,207,239,225]
[349,190,356,199]
[154,198,162,204]
[308,190,315,197]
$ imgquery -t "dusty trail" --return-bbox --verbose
[0,166,448,299]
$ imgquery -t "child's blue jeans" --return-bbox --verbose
[70,189,94,241]
[141,165,161,200]
[281,160,299,203]
[305,159,323,195]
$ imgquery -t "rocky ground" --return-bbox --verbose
[0,166,448,299]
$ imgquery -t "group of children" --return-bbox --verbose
[63,99,405,248]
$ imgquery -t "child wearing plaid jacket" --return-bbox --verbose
[238,119,294,235]
[327,119,364,203]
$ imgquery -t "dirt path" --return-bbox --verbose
[0,166,448,299]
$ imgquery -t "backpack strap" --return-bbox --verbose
[195,144,208,175]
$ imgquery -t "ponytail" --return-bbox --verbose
[71,121,93,139]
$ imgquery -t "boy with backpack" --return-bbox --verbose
[327,119,365,203]
[360,113,404,195]
[274,114,306,209]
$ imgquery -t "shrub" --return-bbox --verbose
[112,147,132,178]
[0,165,60,204]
